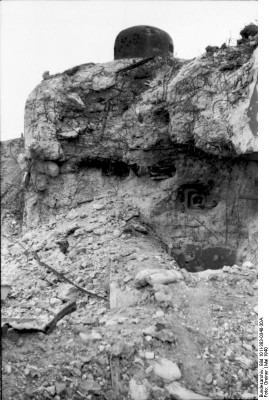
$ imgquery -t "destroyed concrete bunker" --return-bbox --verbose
[12,25,258,273]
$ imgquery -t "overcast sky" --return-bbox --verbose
[0,1,257,140]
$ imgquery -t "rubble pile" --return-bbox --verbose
[2,197,258,399]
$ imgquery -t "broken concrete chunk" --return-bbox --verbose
[153,358,181,382]
[49,297,62,307]
[145,352,155,360]
[242,261,254,269]
[111,341,134,357]
[241,392,259,400]
[55,382,66,395]
[1,284,11,301]
[44,161,60,177]
[134,269,182,288]
[130,222,148,234]
[66,93,85,110]
[1,318,48,332]
[143,324,175,343]
[235,355,255,369]
[57,284,79,301]
[205,373,213,384]
[166,382,210,400]
[79,378,101,394]
[79,330,102,341]
[129,379,150,400]
[57,130,78,139]
[92,203,105,211]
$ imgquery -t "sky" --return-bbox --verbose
[0,0,258,141]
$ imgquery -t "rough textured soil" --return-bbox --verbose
[1,198,258,400]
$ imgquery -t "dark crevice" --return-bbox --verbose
[153,107,170,124]
[76,157,130,178]
[171,245,237,273]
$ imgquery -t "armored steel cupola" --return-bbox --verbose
[114,25,174,60]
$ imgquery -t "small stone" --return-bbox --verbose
[124,275,133,283]
[55,382,66,395]
[79,332,92,341]
[166,382,210,400]
[152,386,165,400]
[225,349,234,360]
[49,297,62,307]
[79,379,101,394]
[242,343,253,352]
[145,352,155,359]
[129,379,150,400]
[74,228,85,237]
[217,376,226,388]
[241,392,258,399]
[146,366,154,374]
[242,261,253,269]
[44,161,60,177]
[113,229,121,237]
[155,310,165,318]
[139,350,145,358]
[96,307,106,315]
[153,358,181,381]
[45,386,56,396]
[91,330,102,340]
[93,203,105,211]
[205,373,213,384]
[236,355,254,369]
[57,284,79,301]
[5,365,12,374]
[72,367,82,377]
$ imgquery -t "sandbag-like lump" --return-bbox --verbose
[134,268,182,288]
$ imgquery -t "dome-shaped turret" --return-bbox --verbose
[114,25,174,60]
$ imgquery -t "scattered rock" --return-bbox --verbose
[49,297,62,307]
[242,261,254,269]
[205,373,213,384]
[79,330,102,341]
[154,310,165,318]
[130,222,148,234]
[45,385,56,396]
[143,324,175,343]
[241,392,258,399]
[145,352,155,360]
[92,203,105,211]
[153,358,181,382]
[167,382,210,399]
[57,284,79,301]
[236,355,255,370]
[79,378,101,394]
[5,365,12,374]
[135,269,182,288]
[55,382,66,395]
[129,379,150,400]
